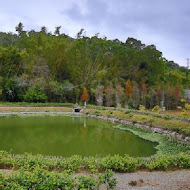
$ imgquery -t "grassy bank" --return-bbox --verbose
[82,108,190,136]
[0,106,72,113]
[0,102,74,107]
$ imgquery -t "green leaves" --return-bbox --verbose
[24,84,47,103]
[0,167,116,190]
[0,151,190,173]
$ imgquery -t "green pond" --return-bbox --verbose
[0,115,157,157]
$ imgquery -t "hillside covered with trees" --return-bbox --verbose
[0,22,189,109]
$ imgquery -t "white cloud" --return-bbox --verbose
[0,0,189,66]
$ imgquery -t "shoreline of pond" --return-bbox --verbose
[0,110,189,145]
[0,110,189,158]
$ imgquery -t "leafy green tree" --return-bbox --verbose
[41,26,47,34]
[0,24,189,107]
[54,26,61,36]
[15,22,24,36]
[24,84,47,102]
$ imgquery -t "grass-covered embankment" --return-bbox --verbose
[82,108,190,136]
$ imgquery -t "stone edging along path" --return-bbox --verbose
[0,111,189,144]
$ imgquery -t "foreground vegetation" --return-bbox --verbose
[1,152,190,189]
[0,151,190,173]
[0,167,116,190]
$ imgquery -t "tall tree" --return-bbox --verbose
[125,80,132,102]
[105,83,114,107]
[165,85,173,110]
[81,87,89,107]
[132,83,140,109]
[174,86,181,107]
[115,83,124,107]
[54,26,61,36]
[149,88,156,109]
[141,83,147,106]
[41,26,47,34]
[156,86,162,106]
[95,85,104,106]
[15,22,24,36]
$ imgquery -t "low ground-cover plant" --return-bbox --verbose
[0,167,116,190]
[114,125,190,155]
[0,151,190,173]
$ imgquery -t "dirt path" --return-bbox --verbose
[114,170,190,190]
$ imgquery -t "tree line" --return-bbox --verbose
[0,22,189,109]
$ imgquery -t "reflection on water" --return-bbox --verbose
[0,116,157,157]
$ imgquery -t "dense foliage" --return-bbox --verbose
[0,23,190,109]
[0,151,190,173]
[0,167,116,190]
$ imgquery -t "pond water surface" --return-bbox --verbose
[0,115,157,157]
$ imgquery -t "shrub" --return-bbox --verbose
[139,105,146,111]
[181,110,188,116]
[152,105,161,112]
[163,115,171,120]
[185,103,190,110]
[116,103,122,109]
[129,113,133,118]
[125,110,131,114]
[0,151,190,173]
[93,110,101,115]
[0,167,116,190]
[24,85,47,103]
[181,98,187,103]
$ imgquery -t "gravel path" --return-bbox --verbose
[114,170,190,190]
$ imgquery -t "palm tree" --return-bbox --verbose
[54,26,61,36]
[15,22,24,36]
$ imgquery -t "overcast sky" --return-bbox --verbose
[0,0,189,67]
